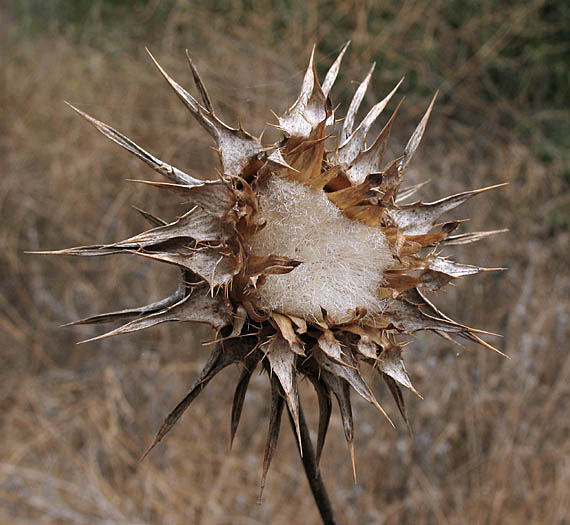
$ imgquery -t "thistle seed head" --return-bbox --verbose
[38,43,506,491]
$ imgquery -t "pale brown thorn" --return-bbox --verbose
[470,333,509,358]
[372,397,395,428]
[185,49,213,112]
[348,440,357,483]
[139,435,161,463]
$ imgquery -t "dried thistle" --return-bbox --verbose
[38,43,505,514]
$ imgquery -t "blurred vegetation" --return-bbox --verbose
[10,0,569,228]
[2,1,569,523]
[12,0,570,108]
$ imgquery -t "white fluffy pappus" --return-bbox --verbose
[249,175,393,322]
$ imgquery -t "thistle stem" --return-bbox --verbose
[288,403,336,525]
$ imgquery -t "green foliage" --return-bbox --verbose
[11,0,175,45]
[11,0,569,109]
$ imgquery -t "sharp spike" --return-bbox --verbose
[341,62,376,144]
[65,102,200,186]
[258,376,285,503]
[141,340,253,461]
[382,374,413,435]
[467,333,509,358]
[185,49,213,113]
[64,284,185,326]
[322,41,350,97]
[146,48,215,136]
[337,77,404,167]
[398,91,438,174]
[348,439,357,483]
[307,375,332,465]
[438,229,509,246]
[132,206,168,227]
[265,337,302,454]
[391,183,508,235]
[27,246,122,257]
[77,286,231,343]
[230,352,263,447]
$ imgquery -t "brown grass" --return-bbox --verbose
[2,2,569,523]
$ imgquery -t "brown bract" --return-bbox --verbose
[36,43,506,493]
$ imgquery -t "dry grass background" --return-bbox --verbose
[2,1,569,523]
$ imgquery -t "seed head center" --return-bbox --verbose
[248,175,393,322]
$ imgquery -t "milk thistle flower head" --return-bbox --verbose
[39,43,505,504]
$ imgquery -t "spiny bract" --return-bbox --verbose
[41,43,506,491]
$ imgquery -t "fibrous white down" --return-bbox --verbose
[249,175,393,322]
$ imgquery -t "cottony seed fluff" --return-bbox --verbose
[249,175,393,322]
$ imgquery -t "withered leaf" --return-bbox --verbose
[134,245,240,287]
[247,255,302,277]
[317,330,346,365]
[327,173,382,209]
[313,348,393,426]
[306,374,332,464]
[127,180,235,219]
[107,207,228,248]
[318,369,357,479]
[271,313,305,355]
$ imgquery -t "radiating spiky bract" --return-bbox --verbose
[39,44,506,492]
